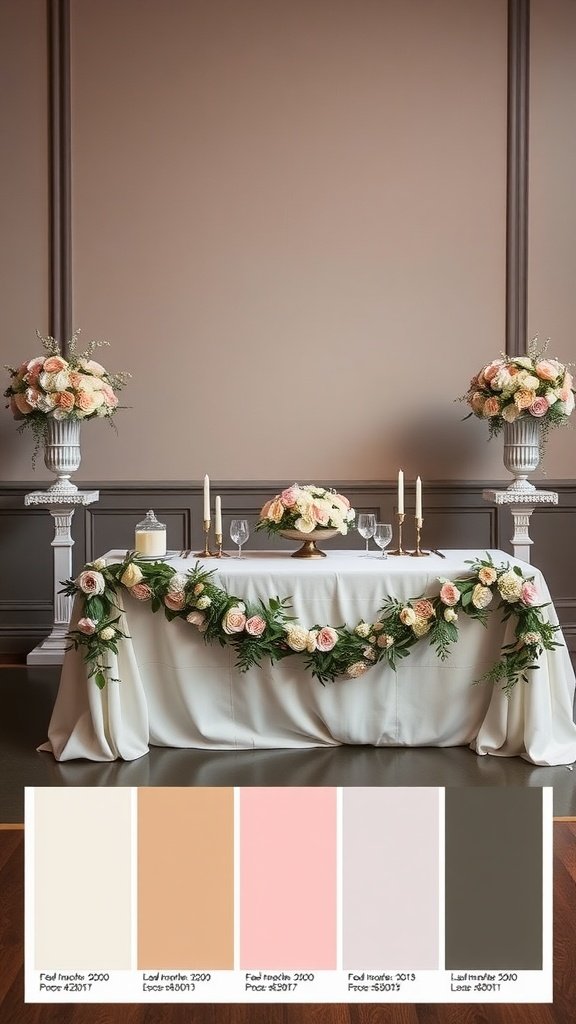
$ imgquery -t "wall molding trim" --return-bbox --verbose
[506,0,530,356]
[48,0,72,350]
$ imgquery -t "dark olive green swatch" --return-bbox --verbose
[445,788,543,969]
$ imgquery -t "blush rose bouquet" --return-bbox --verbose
[4,329,130,454]
[256,484,356,536]
[461,340,574,441]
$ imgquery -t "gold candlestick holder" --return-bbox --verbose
[389,512,407,555]
[195,520,217,558]
[215,533,230,558]
[410,517,430,557]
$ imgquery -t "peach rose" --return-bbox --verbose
[76,389,99,414]
[266,498,285,524]
[43,355,68,374]
[399,606,416,626]
[131,582,152,601]
[520,581,538,606]
[413,599,435,620]
[164,591,185,611]
[439,582,461,607]
[535,359,561,382]
[470,392,485,414]
[222,606,247,634]
[478,566,497,585]
[259,499,273,519]
[77,617,97,634]
[316,626,338,652]
[245,615,266,637]
[483,396,501,417]
[13,392,33,415]
[482,360,504,383]
[529,397,549,417]
[333,492,351,509]
[514,389,535,411]
[56,390,75,412]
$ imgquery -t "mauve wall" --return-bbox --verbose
[0,0,49,477]
[69,0,507,484]
[528,0,576,481]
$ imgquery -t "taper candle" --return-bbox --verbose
[415,476,422,519]
[203,475,210,521]
[215,495,222,535]
[398,469,404,515]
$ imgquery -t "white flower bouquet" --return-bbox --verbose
[256,484,355,536]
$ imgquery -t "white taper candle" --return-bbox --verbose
[398,469,404,515]
[203,475,210,521]
[215,495,222,535]
[415,476,422,519]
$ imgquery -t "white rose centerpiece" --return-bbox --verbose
[256,484,355,558]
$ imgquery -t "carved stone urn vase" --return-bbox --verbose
[44,417,81,493]
[503,417,541,491]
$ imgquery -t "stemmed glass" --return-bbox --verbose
[230,519,249,558]
[357,513,377,556]
[373,522,393,558]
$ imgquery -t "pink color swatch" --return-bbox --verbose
[240,787,337,969]
[343,788,440,969]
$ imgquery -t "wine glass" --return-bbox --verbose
[373,522,393,558]
[230,519,249,558]
[357,513,377,556]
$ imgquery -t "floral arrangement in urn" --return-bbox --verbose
[257,484,356,535]
[461,340,574,442]
[4,329,130,453]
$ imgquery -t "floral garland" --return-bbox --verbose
[62,555,562,697]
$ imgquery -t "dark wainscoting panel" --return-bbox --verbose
[1,480,574,656]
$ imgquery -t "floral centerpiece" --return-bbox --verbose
[462,341,574,440]
[256,484,355,558]
[5,330,130,445]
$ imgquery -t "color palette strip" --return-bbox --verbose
[25,786,552,1003]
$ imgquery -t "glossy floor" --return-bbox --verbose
[1,666,575,821]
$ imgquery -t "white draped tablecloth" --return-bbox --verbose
[40,549,576,766]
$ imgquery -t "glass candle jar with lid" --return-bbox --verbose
[134,510,167,557]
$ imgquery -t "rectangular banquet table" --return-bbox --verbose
[40,549,576,766]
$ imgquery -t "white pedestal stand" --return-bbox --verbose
[24,488,99,665]
[482,487,558,563]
